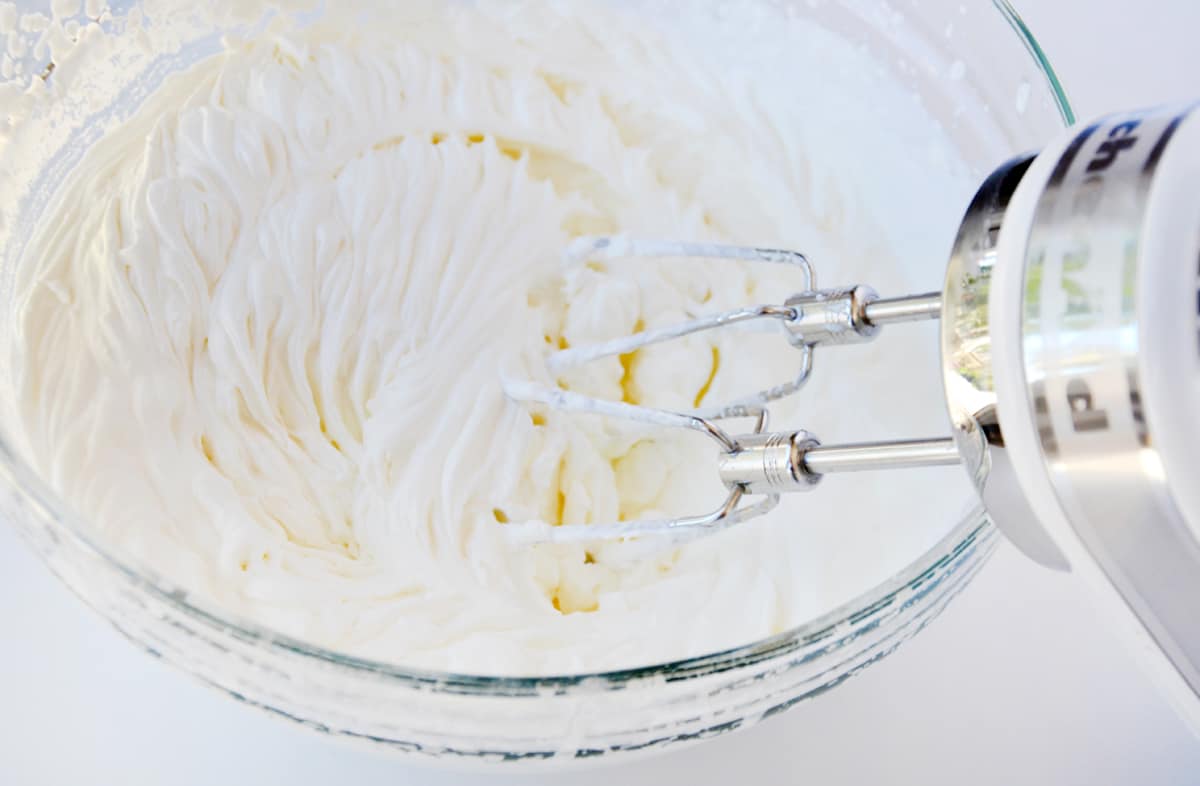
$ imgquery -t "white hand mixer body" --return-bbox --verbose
[506,103,1200,728]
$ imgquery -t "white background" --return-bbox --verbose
[3,2,1200,784]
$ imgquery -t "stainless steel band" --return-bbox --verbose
[940,152,1070,568]
[1020,105,1200,696]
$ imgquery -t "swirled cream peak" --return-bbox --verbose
[10,3,975,674]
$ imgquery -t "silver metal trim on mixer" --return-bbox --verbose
[939,153,1070,569]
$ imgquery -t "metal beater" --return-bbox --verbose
[504,237,958,545]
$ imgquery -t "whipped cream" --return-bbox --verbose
[8,1,977,674]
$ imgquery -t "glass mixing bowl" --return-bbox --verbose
[0,0,1070,766]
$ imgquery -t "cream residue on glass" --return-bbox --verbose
[7,2,977,674]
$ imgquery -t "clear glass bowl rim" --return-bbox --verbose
[3,0,1073,695]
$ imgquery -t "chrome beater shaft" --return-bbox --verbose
[502,238,958,545]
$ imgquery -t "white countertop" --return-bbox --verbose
[3,2,1200,783]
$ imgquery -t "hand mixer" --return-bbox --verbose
[507,103,1200,727]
